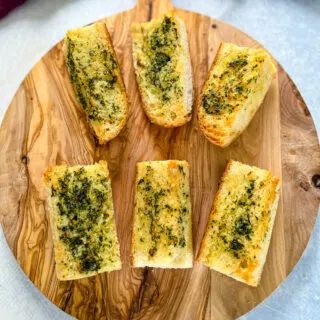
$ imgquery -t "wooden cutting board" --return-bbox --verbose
[0,0,319,319]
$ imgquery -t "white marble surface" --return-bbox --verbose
[0,0,319,319]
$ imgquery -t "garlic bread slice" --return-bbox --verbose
[198,43,277,147]
[44,161,121,280]
[132,160,193,268]
[197,160,280,286]
[132,12,193,127]
[64,23,128,144]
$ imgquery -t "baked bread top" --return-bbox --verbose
[131,160,193,268]
[132,12,193,127]
[64,22,128,144]
[197,160,280,286]
[44,161,121,280]
[198,43,277,147]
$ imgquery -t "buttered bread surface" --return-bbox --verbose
[197,160,280,286]
[64,23,128,144]
[198,43,276,147]
[44,161,121,280]
[132,12,193,127]
[132,160,193,268]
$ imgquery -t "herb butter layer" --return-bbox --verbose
[64,23,128,144]
[132,160,193,268]
[44,161,121,280]
[197,160,280,286]
[132,12,193,127]
[198,43,276,147]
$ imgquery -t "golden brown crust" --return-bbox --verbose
[198,43,237,147]
[197,43,225,146]
[130,162,140,267]
[44,168,64,279]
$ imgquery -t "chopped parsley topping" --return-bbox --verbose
[201,49,265,117]
[66,33,123,124]
[229,56,248,69]
[202,90,234,115]
[141,16,183,104]
[230,238,244,250]
[234,215,252,236]
[52,167,113,273]
[136,164,189,257]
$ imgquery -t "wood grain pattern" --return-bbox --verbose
[0,0,319,319]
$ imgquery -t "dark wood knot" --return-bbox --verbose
[302,105,311,117]
[21,155,28,164]
[212,23,217,29]
[312,174,320,188]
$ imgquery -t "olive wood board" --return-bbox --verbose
[0,0,319,319]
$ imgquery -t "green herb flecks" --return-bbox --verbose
[66,35,121,123]
[202,89,234,115]
[137,165,187,256]
[144,16,182,103]
[235,215,252,237]
[54,168,110,273]
[229,56,248,69]
[202,53,252,116]
[230,238,244,250]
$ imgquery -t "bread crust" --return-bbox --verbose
[198,43,276,148]
[64,22,128,144]
[132,11,193,128]
[197,43,228,147]
[130,162,140,267]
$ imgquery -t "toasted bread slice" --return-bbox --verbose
[132,12,193,127]
[132,160,193,268]
[64,22,128,144]
[197,160,280,286]
[198,43,277,147]
[43,161,121,280]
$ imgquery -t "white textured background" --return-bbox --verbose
[0,0,319,319]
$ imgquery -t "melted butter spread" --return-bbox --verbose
[48,163,120,275]
[133,161,192,262]
[65,24,126,127]
[132,14,184,107]
[201,44,270,118]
